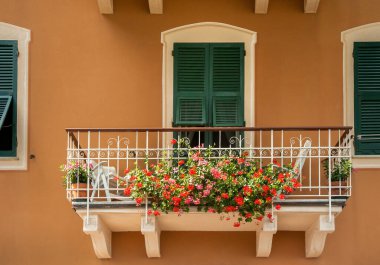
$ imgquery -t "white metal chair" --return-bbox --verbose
[293,139,312,178]
[89,160,117,202]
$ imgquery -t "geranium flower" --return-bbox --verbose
[233,222,241,227]
[275,204,281,210]
[234,196,244,206]
[221,193,229,199]
[170,139,177,145]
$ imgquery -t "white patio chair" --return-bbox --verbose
[293,139,312,178]
[89,160,118,202]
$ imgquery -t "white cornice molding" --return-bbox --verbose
[97,0,113,14]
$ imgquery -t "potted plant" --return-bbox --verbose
[61,161,93,198]
[323,159,352,195]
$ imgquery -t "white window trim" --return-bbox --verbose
[161,22,257,145]
[341,22,380,168]
[0,22,30,170]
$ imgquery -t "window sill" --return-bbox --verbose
[0,157,27,170]
[352,156,380,169]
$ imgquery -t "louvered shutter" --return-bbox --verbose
[210,43,244,127]
[0,40,17,156]
[173,44,208,126]
[354,42,380,154]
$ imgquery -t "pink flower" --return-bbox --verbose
[211,168,221,179]
[203,190,210,197]
[193,198,200,205]
[196,184,203,190]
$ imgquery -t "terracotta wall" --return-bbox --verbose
[0,0,379,264]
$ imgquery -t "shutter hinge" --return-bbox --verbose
[17,50,20,57]
[172,50,174,56]
[244,50,246,56]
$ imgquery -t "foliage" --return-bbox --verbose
[60,161,92,185]
[118,139,301,227]
[323,159,352,181]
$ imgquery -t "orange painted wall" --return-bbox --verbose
[0,0,379,264]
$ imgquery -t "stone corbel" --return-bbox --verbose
[305,215,335,258]
[141,216,161,258]
[256,214,277,257]
[255,0,269,14]
[83,215,112,258]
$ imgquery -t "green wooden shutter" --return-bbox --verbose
[0,40,17,156]
[354,42,380,154]
[210,43,244,127]
[173,43,208,126]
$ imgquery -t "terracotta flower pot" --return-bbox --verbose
[331,180,348,195]
[71,183,90,198]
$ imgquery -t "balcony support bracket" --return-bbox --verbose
[83,215,112,259]
[256,214,277,257]
[141,216,161,258]
[305,214,335,258]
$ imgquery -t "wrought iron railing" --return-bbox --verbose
[65,127,353,208]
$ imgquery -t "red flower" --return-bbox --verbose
[178,160,185,166]
[124,168,130,174]
[124,187,131,196]
[173,207,180,212]
[135,197,143,205]
[256,215,263,221]
[279,194,285,200]
[224,206,236,213]
[153,210,160,216]
[233,222,241,227]
[188,184,194,191]
[266,197,272,202]
[147,209,153,216]
[171,139,177,145]
[180,191,189,198]
[245,212,252,218]
[137,182,143,188]
[254,199,262,205]
[189,168,196,175]
[237,158,245,165]
[221,193,229,199]
[262,185,269,192]
[172,196,181,206]
[275,204,281,210]
[267,213,272,219]
[234,196,244,206]
[243,186,252,195]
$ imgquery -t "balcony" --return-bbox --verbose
[65,126,353,259]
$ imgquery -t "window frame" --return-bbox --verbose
[0,22,30,170]
[342,22,380,168]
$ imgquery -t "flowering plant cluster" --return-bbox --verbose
[60,161,93,185]
[119,139,301,227]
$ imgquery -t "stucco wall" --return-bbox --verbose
[0,0,379,264]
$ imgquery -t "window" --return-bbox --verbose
[353,42,380,155]
[173,43,244,147]
[0,40,18,157]
[0,22,30,170]
[161,22,257,146]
